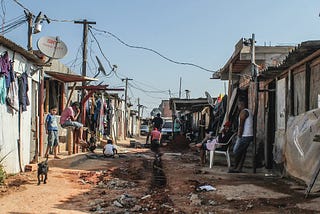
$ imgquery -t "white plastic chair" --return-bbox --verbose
[209,132,237,168]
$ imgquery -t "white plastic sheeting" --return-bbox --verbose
[285,108,320,192]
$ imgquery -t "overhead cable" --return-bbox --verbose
[91,26,216,73]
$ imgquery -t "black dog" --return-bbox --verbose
[37,158,49,185]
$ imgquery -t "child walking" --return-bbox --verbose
[45,106,60,159]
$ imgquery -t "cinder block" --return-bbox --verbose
[25,164,37,172]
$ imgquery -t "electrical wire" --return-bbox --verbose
[1,0,6,20]
[128,82,168,100]
[91,26,216,73]
[87,30,114,77]
[132,79,168,93]
[130,80,168,94]
[1,15,26,34]
[12,0,30,13]
[88,27,113,70]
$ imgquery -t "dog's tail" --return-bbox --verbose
[45,156,48,163]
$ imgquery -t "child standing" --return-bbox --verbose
[45,106,60,159]
[150,127,161,153]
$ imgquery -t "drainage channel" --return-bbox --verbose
[152,153,167,187]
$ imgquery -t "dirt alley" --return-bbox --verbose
[1,136,320,213]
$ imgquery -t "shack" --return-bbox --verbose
[0,36,43,173]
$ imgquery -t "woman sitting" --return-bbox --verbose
[196,121,233,166]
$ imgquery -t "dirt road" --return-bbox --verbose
[0,137,320,213]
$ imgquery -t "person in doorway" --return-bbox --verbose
[60,101,85,145]
[152,113,163,131]
[228,99,253,173]
[150,127,161,153]
[44,106,60,159]
[173,115,181,135]
[103,139,118,158]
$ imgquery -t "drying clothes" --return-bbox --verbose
[0,52,11,77]
[0,77,6,104]
[6,74,19,112]
[18,72,30,111]
[5,62,14,88]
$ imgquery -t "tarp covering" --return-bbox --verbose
[285,108,320,192]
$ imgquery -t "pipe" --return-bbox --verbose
[39,69,45,157]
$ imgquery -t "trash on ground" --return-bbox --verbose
[197,185,217,191]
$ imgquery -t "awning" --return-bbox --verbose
[45,71,98,83]
[169,98,210,112]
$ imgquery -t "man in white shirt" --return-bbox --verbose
[228,99,253,173]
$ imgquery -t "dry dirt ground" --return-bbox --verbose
[1,136,320,213]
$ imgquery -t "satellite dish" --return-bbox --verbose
[37,36,68,59]
[205,91,215,107]
[95,56,106,76]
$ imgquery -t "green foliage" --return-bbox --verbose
[0,164,5,185]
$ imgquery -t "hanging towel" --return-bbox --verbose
[0,76,6,104]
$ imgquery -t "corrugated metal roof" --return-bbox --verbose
[169,98,211,111]
[261,40,320,80]
[45,71,98,82]
[266,40,320,71]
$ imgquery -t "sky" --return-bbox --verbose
[2,0,320,117]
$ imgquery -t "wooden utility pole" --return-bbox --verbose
[179,77,182,99]
[74,20,96,96]
[122,77,133,139]
[27,12,33,51]
[251,33,258,173]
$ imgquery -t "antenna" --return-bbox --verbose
[205,91,214,107]
[95,56,106,76]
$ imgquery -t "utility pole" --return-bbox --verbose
[141,105,145,119]
[27,12,33,51]
[179,77,182,99]
[74,20,96,92]
[137,98,142,137]
[251,33,258,174]
[137,98,141,119]
[122,77,133,139]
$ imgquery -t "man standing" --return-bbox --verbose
[152,113,163,131]
[228,99,253,173]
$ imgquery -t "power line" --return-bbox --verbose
[91,26,216,73]
[1,14,26,34]
[88,27,113,70]
[12,0,30,13]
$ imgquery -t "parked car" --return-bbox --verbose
[161,120,173,144]
[140,125,149,136]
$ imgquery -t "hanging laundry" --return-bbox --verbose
[0,51,11,77]
[5,62,14,88]
[0,76,6,104]
[18,72,30,111]
[6,71,19,112]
